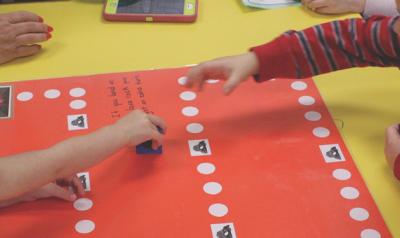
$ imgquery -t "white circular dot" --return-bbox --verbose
[349,208,369,221]
[305,111,322,121]
[291,81,308,91]
[312,127,330,138]
[182,106,199,117]
[179,91,197,101]
[206,79,220,84]
[340,187,360,200]
[73,198,93,211]
[298,96,315,106]
[186,123,204,134]
[361,229,381,238]
[332,169,352,181]
[197,163,216,175]
[69,88,86,98]
[203,182,222,195]
[209,203,228,217]
[178,76,188,85]
[44,89,61,99]
[70,100,87,110]
[75,219,95,234]
[17,92,33,102]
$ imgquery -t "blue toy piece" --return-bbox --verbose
[136,126,164,154]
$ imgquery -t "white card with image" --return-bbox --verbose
[319,144,346,163]
[67,114,88,131]
[188,139,212,156]
[211,223,237,238]
[77,172,91,192]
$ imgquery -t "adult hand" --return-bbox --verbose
[0,11,52,65]
[384,124,400,169]
[302,0,365,14]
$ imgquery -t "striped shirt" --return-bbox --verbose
[251,16,400,82]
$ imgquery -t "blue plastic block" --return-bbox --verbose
[135,126,164,154]
[136,141,162,154]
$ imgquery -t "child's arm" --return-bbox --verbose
[0,110,166,202]
[185,16,400,95]
[385,124,400,180]
[251,15,400,82]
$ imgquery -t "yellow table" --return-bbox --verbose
[1,0,400,236]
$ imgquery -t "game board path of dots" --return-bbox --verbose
[10,72,385,238]
[17,87,97,234]
[176,76,382,238]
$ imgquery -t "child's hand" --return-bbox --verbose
[114,110,167,149]
[185,52,259,95]
[23,175,84,202]
[301,0,365,14]
[384,124,400,169]
[56,176,85,197]
[20,182,78,202]
[0,175,83,207]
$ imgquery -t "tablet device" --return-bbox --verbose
[103,0,198,23]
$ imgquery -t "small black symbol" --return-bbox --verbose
[71,116,85,128]
[193,141,208,154]
[326,146,341,160]
[79,175,87,190]
[216,225,233,238]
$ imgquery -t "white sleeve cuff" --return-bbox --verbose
[363,0,400,17]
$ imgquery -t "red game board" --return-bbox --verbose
[0,67,391,238]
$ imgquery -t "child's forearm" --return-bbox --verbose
[251,16,400,82]
[0,124,127,201]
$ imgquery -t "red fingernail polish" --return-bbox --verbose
[46,33,52,39]
[38,16,44,22]
[48,26,53,32]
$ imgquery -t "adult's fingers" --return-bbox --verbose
[308,0,328,9]
[147,114,167,133]
[16,33,49,45]
[5,11,42,24]
[15,44,41,58]
[314,6,336,14]
[386,124,400,141]
[14,22,50,35]
[46,184,77,202]
[302,0,316,9]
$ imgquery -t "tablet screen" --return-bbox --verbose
[117,0,185,14]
